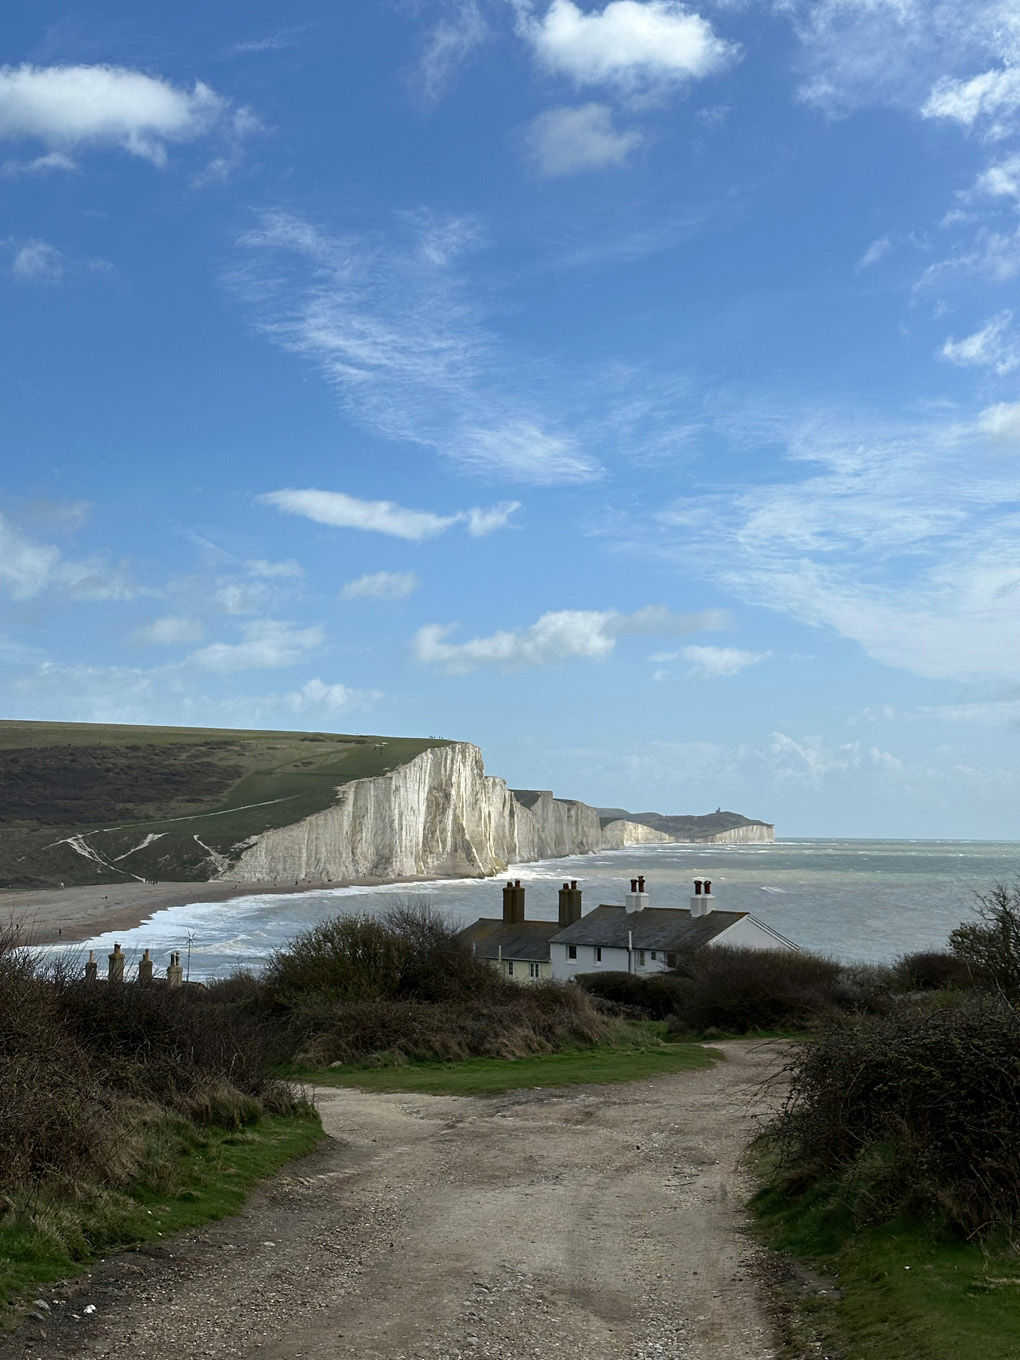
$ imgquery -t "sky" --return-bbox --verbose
[2,0,1020,838]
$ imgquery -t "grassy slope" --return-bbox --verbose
[0,720,451,887]
[0,1111,322,1311]
[286,1039,721,1095]
[755,1182,1020,1360]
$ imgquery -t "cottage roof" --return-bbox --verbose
[549,905,746,951]
[456,917,561,962]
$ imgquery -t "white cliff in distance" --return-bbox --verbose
[219,741,773,885]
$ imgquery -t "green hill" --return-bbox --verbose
[595,807,772,840]
[0,720,451,888]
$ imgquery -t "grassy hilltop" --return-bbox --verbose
[0,720,451,888]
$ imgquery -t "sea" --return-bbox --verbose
[43,838,1020,982]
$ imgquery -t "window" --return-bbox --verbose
[595,947,602,963]
[637,950,646,967]
[650,951,657,961]
[567,945,577,960]
[529,962,540,979]
[507,960,515,976]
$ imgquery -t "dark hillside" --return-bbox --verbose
[596,807,772,839]
[0,721,451,889]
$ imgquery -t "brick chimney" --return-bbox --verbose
[502,878,526,924]
[558,880,582,927]
[167,951,184,988]
[137,948,153,985]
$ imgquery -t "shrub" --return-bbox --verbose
[765,995,1020,1235]
[892,950,974,991]
[670,946,850,1034]
[575,970,688,1019]
[949,881,1020,993]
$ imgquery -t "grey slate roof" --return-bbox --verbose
[549,905,746,951]
[456,918,561,962]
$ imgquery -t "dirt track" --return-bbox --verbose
[9,1042,785,1360]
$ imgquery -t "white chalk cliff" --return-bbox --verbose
[218,741,772,885]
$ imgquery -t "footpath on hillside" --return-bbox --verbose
[5,1041,785,1360]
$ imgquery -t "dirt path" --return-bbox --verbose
[8,1042,786,1360]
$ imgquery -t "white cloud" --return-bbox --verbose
[0,512,137,601]
[342,571,420,601]
[233,212,602,485]
[524,103,643,175]
[521,0,736,94]
[977,399,1020,437]
[941,311,1020,373]
[923,66,1020,138]
[261,487,520,541]
[856,235,891,270]
[244,557,304,579]
[681,645,768,678]
[769,732,861,786]
[189,619,324,672]
[413,604,724,673]
[134,615,205,645]
[11,239,63,282]
[416,1,488,105]
[284,677,381,713]
[975,153,1020,199]
[1,150,77,176]
[779,0,1020,118]
[0,64,234,165]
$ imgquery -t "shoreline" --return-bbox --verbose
[0,874,461,946]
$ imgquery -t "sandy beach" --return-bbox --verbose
[0,873,457,946]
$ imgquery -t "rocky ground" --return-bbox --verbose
[4,1041,786,1360]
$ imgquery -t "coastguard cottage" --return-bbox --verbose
[548,876,798,981]
[458,875,798,983]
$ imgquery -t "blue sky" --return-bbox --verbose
[2,0,1020,837]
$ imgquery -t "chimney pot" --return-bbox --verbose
[571,880,577,890]
[705,879,712,895]
[694,879,702,895]
[638,876,645,893]
[630,879,638,893]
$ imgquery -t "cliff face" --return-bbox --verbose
[697,824,775,845]
[223,745,602,884]
[218,742,774,885]
[598,819,675,849]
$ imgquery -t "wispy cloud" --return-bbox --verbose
[133,615,205,645]
[0,512,137,601]
[232,211,602,484]
[679,644,768,678]
[523,103,643,175]
[188,619,323,672]
[415,1,488,105]
[261,488,520,541]
[940,311,1020,373]
[856,235,891,270]
[923,65,1020,139]
[413,603,726,673]
[518,0,737,96]
[284,677,381,713]
[649,403,1020,683]
[342,571,420,601]
[10,238,63,282]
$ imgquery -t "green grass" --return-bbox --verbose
[0,1111,322,1312]
[285,1039,721,1095]
[754,1179,1020,1360]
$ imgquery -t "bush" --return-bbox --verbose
[892,950,974,991]
[575,970,688,1019]
[949,881,1020,993]
[674,946,853,1034]
[765,995,1020,1235]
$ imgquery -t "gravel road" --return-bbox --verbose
[7,1041,785,1360]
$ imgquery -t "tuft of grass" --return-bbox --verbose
[754,1179,1020,1360]
[0,1110,321,1311]
[286,1035,721,1095]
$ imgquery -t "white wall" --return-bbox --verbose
[550,942,672,981]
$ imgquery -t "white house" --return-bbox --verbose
[458,876,798,983]
[547,876,799,981]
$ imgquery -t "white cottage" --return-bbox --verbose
[547,876,798,981]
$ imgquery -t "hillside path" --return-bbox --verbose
[11,1041,787,1360]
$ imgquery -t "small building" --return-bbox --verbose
[548,876,798,981]
[456,878,584,982]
